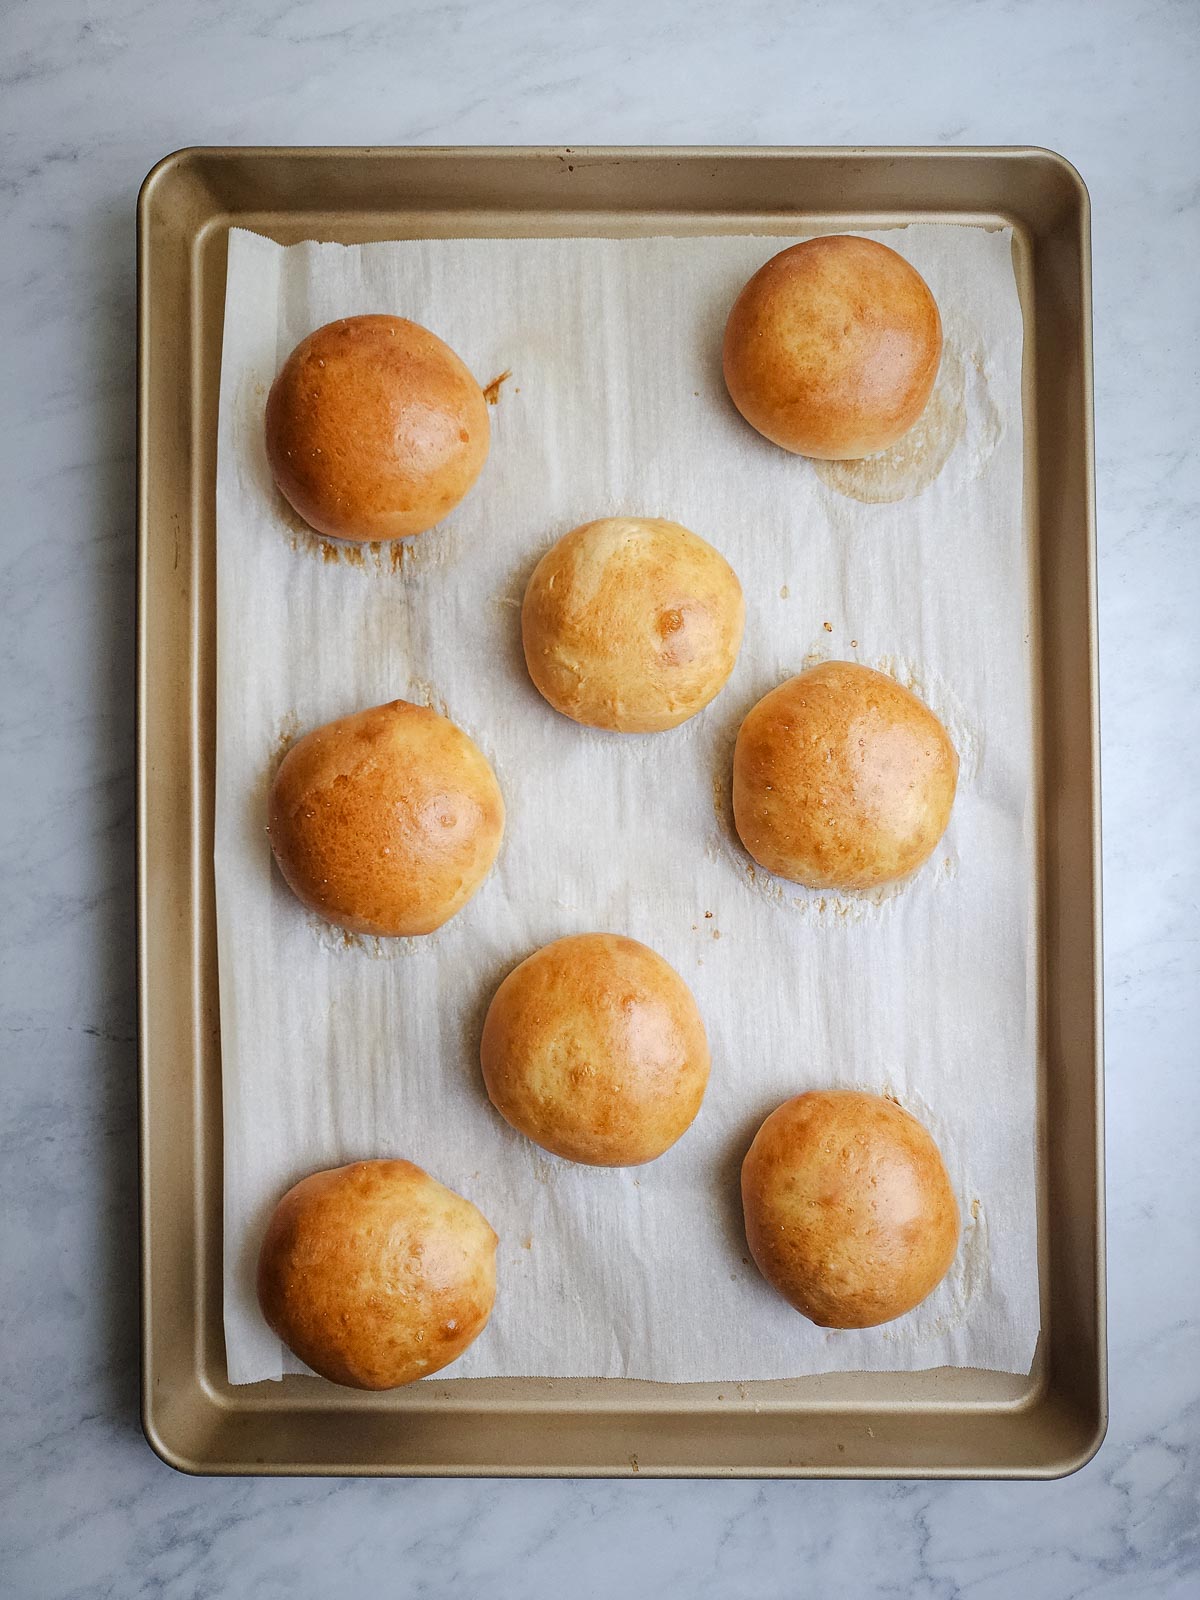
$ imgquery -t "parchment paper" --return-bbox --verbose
[215,224,1039,1385]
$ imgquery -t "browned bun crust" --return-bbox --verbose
[268,699,504,936]
[257,1159,497,1389]
[522,517,745,733]
[723,236,942,459]
[265,314,489,541]
[742,1090,960,1328]
[481,933,711,1165]
[732,662,957,890]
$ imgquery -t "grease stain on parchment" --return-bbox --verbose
[482,368,512,404]
[865,1082,988,1339]
[925,1194,991,1337]
[275,488,462,576]
[815,342,967,504]
[268,711,301,777]
[814,323,1002,507]
[867,651,982,786]
[303,916,432,960]
[404,677,454,721]
[255,713,302,886]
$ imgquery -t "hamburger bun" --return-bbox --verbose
[522,517,745,733]
[265,314,489,542]
[268,699,504,936]
[732,661,957,890]
[723,236,942,459]
[257,1159,497,1389]
[741,1090,960,1328]
[481,933,711,1165]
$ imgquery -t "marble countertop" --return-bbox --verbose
[2,1,1197,1595]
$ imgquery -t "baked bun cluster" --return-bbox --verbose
[253,238,974,1389]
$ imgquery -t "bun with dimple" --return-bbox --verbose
[521,517,744,733]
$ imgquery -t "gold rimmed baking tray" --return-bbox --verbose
[137,146,1103,1478]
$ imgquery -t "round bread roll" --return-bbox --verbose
[257,1159,498,1389]
[742,1090,960,1328]
[723,236,942,459]
[480,933,711,1165]
[732,662,957,890]
[268,699,504,936]
[521,517,745,733]
[265,314,490,542]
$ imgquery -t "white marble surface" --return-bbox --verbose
[1,0,1196,1594]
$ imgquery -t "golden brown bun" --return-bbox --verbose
[480,933,711,1166]
[742,1090,959,1328]
[265,315,490,542]
[723,236,942,459]
[521,517,745,733]
[732,662,957,890]
[257,1159,497,1389]
[268,700,504,936]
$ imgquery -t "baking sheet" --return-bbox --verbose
[215,223,1039,1386]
